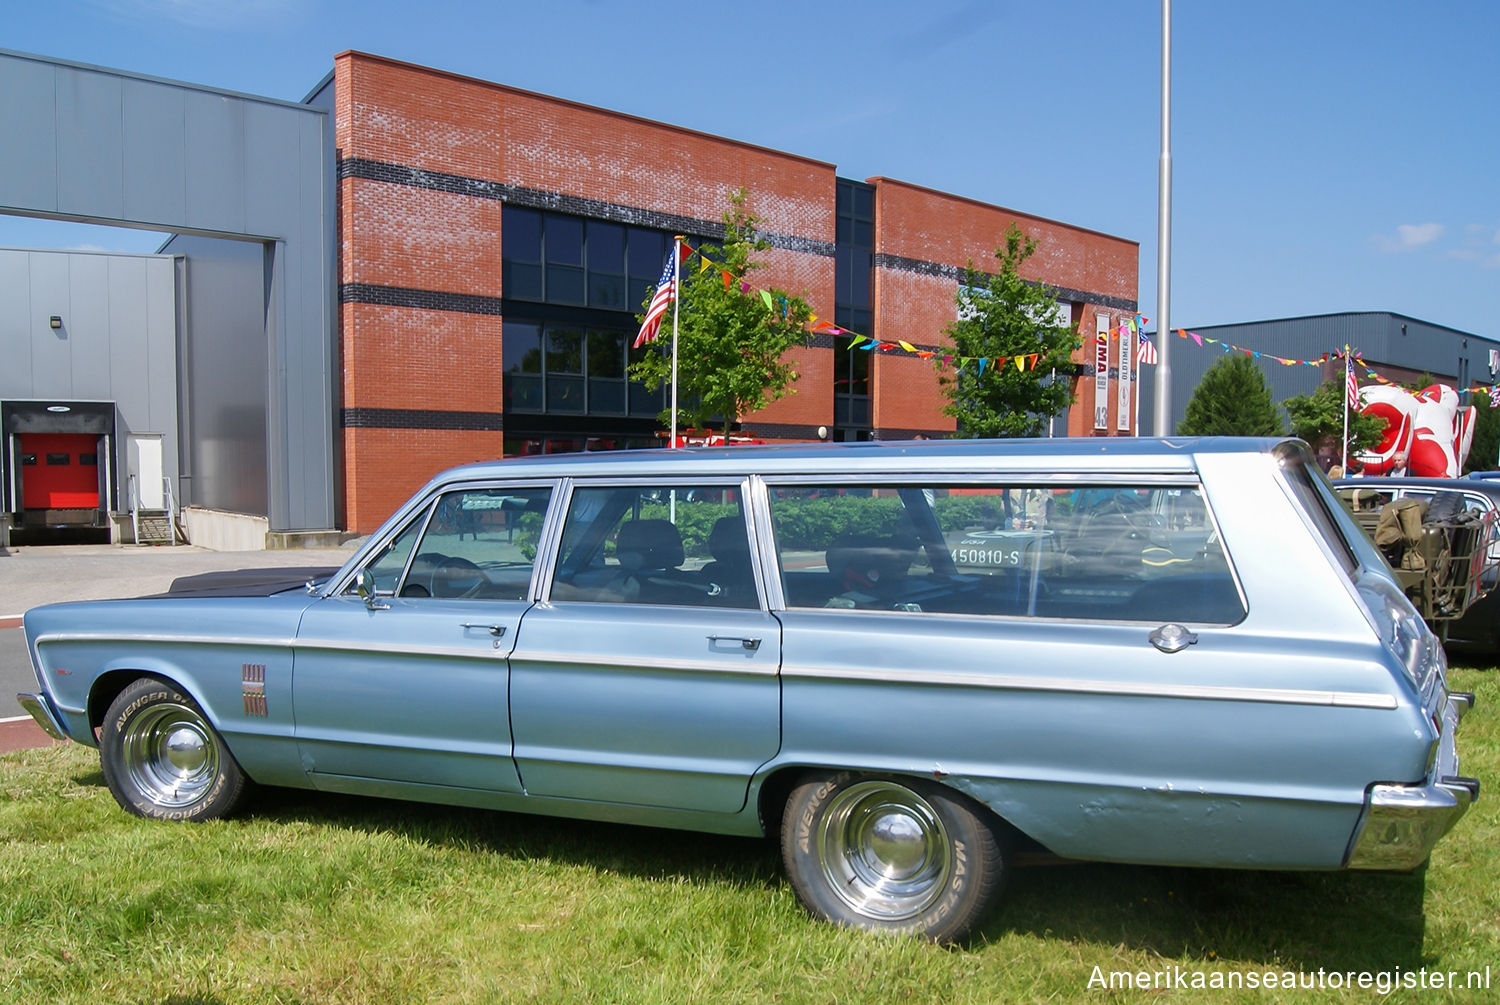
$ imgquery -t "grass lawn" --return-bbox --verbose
[3,665,1496,1004]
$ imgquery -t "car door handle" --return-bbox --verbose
[708,635,760,651]
[461,623,507,637]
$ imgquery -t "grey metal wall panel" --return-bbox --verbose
[0,50,336,532]
[1141,312,1500,432]
[171,235,269,516]
[65,253,114,394]
[55,68,125,220]
[121,79,188,227]
[105,256,151,431]
[0,249,179,510]
[142,259,179,437]
[28,256,73,396]
[183,91,248,236]
[0,57,58,211]
[0,251,34,392]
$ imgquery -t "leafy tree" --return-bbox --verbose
[1177,354,1284,436]
[1282,378,1385,459]
[628,189,812,439]
[936,223,1079,438]
[1465,392,1499,473]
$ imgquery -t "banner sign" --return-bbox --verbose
[1094,314,1110,431]
[1115,314,1132,431]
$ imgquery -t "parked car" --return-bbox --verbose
[1332,476,1500,652]
[19,438,1476,942]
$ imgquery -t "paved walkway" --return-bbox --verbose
[1,541,357,751]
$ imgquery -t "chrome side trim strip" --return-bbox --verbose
[510,650,779,677]
[34,631,296,648]
[781,664,1399,709]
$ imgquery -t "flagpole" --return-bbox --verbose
[1341,346,1350,473]
[669,235,683,449]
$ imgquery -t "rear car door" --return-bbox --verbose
[508,478,781,812]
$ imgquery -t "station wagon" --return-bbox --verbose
[19,437,1477,942]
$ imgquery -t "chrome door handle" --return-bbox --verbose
[708,635,760,651]
[461,623,507,637]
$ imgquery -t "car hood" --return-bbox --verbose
[151,566,342,598]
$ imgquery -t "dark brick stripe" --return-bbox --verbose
[340,283,503,316]
[343,407,504,431]
[873,252,1137,313]
[338,157,835,258]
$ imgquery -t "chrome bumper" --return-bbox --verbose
[1346,690,1478,871]
[16,692,68,742]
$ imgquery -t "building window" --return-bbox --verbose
[501,206,676,429]
[834,179,875,440]
[503,319,664,419]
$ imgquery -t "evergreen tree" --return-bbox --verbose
[936,224,1079,438]
[628,190,813,439]
[1177,354,1284,436]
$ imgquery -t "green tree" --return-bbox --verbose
[628,190,812,439]
[1177,354,1284,436]
[936,224,1079,438]
[1282,378,1385,460]
[1465,392,1499,473]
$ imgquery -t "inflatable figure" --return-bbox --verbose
[1354,383,1474,477]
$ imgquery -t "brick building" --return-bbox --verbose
[321,52,1139,532]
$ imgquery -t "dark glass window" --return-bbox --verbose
[503,321,543,413]
[501,207,680,422]
[21,454,37,465]
[502,208,544,301]
[46,453,70,465]
[80,454,97,466]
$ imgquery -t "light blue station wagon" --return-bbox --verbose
[18,437,1477,942]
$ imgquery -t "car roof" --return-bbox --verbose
[431,436,1297,486]
[1332,476,1500,501]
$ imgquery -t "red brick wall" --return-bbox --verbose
[333,52,1138,531]
[870,178,1139,439]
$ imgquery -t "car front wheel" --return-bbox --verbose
[781,772,1006,943]
[99,677,250,821]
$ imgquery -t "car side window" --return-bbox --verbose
[549,483,757,608]
[402,487,554,600]
[767,482,1244,624]
[351,487,554,601]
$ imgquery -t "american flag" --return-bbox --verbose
[1136,330,1158,365]
[632,249,678,349]
[1345,349,1359,410]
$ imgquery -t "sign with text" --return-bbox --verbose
[1094,314,1110,430]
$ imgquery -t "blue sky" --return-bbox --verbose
[4,0,1497,343]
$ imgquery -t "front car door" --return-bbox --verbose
[508,478,781,812]
[292,483,556,796]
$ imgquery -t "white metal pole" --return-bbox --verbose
[669,236,682,449]
[1152,0,1173,435]
[1341,349,1351,472]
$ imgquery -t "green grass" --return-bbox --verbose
[3,665,1497,1004]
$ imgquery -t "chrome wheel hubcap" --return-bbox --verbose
[817,781,951,921]
[121,702,218,807]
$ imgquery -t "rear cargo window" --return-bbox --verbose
[1277,445,1359,578]
[767,481,1244,623]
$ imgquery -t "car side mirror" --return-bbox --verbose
[356,569,389,610]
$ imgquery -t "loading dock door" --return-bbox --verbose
[19,433,100,510]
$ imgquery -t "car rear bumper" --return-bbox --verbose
[1345,690,1478,870]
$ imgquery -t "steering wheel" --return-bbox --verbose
[429,556,488,598]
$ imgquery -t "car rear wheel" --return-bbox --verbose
[781,772,1006,943]
[99,677,250,821]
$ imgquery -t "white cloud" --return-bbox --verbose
[1374,222,1444,253]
